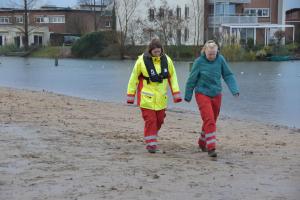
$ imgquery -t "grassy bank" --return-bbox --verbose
[5,42,298,62]
[30,46,72,58]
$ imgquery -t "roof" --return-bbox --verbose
[221,23,295,28]
[286,8,300,14]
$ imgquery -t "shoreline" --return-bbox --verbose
[2,85,299,130]
[0,87,299,199]
[2,54,300,62]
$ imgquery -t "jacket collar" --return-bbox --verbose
[201,52,219,63]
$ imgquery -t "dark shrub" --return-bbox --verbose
[71,31,112,58]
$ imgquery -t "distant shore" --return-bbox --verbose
[0,87,299,200]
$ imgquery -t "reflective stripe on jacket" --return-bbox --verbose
[127,53,181,110]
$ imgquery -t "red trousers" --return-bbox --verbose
[195,93,222,151]
[141,108,166,149]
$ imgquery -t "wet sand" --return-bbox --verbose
[0,87,299,200]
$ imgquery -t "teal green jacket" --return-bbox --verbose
[184,53,239,101]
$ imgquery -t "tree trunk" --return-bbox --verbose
[93,0,97,31]
[24,0,29,51]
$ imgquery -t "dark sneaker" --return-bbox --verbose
[147,145,157,154]
[199,146,208,152]
[148,149,157,153]
[208,149,217,157]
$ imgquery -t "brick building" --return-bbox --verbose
[204,0,295,45]
[286,8,300,43]
[0,5,114,47]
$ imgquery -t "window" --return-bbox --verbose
[228,4,236,15]
[168,30,173,38]
[262,9,269,17]
[49,16,65,23]
[184,28,189,42]
[104,10,112,16]
[250,9,256,16]
[34,35,43,46]
[185,6,189,19]
[257,9,262,16]
[35,16,46,23]
[215,3,236,16]
[0,17,10,24]
[215,3,224,15]
[168,10,173,18]
[105,21,111,27]
[15,16,23,23]
[244,8,269,17]
[176,29,181,45]
[149,8,155,21]
[176,7,181,19]
[158,8,164,19]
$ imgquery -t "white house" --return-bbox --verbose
[0,25,50,47]
[115,0,205,46]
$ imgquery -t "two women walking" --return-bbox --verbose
[127,39,239,157]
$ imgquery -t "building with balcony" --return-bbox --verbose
[205,0,295,45]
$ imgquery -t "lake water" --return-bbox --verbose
[0,56,299,128]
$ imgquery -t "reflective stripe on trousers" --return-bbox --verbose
[141,108,166,148]
[195,93,221,151]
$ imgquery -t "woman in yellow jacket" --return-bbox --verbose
[127,39,182,153]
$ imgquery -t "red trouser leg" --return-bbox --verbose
[156,109,166,131]
[141,108,166,149]
[195,93,222,151]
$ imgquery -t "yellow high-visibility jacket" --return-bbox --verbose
[127,53,182,110]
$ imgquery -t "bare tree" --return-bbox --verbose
[78,0,109,31]
[274,30,285,45]
[67,14,89,34]
[191,0,203,47]
[115,0,139,59]
[153,0,183,46]
[10,0,37,50]
[139,0,184,47]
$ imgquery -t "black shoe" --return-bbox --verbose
[147,146,157,154]
[208,149,217,157]
[199,146,208,152]
[148,149,157,153]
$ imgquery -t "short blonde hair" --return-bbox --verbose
[201,40,218,53]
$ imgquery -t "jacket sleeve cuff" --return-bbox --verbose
[127,94,135,104]
[172,92,182,103]
[184,93,192,102]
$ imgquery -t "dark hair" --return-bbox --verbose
[147,38,164,55]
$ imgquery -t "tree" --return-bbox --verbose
[274,30,285,45]
[115,0,139,59]
[191,0,203,47]
[152,0,183,46]
[78,0,106,31]
[10,0,37,50]
[135,0,185,47]
[67,14,89,34]
[71,31,109,57]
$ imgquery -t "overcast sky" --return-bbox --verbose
[0,0,78,8]
[0,0,299,10]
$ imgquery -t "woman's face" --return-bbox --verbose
[205,48,217,61]
[151,48,162,57]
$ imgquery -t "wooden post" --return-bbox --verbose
[55,57,58,66]
[189,62,193,72]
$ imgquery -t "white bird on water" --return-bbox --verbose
[240,71,244,75]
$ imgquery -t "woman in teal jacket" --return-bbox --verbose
[184,40,239,157]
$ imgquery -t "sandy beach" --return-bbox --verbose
[0,87,299,200]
